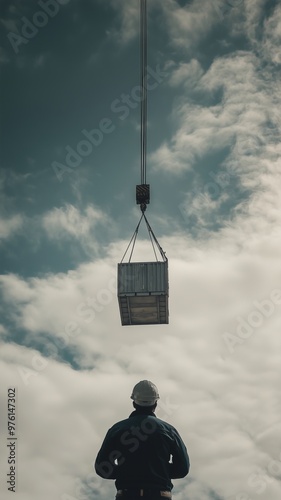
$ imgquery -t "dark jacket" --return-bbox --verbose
[95,410,190,491]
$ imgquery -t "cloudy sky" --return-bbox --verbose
[1,0,281,499]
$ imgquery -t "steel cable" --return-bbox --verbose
[140,0,147,185]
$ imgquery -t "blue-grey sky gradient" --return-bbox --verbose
[1,1,281,499]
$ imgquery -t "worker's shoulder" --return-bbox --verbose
[108,414,179,437]
[109,413,156,429]
[153,415,179,433]
[108,416,131,432]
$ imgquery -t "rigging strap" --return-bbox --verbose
[143,212,167,262]
[120,212,167,263]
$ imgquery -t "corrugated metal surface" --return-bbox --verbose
[118,261,168,295]
[117,261,169,325]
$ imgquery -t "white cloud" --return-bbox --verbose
[100,0,140,45]
[180,190,229,228]
[1,2,281,500]
[262,4,281,65]
[150,45,281,233]
[162,0,225,53]
[0,324,7,339]
[151,51,267,173]
[148,0,281,190]
[0,214,23,240]
[103,0,221,48]
[0,342,111,500]
[43,204,106,238]
[1,219,281,498]
[169,59,204,89]
[150,98,234,174]
[42,203,111,255]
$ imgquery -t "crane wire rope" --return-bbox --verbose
[120,0,167,265]
[140,0,147,186]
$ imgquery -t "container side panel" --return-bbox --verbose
[118,261,169,325]
[118,262,168,294]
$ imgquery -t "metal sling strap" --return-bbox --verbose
[120,212,167,263]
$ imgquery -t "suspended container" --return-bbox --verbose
[118,211,169,326]
[117,2,169,325]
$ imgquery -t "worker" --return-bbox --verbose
[95,380,190,499]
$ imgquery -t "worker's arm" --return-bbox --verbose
[95,429,122,480]
[169,429,190,478]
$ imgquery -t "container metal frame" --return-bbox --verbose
[118,260,169,325]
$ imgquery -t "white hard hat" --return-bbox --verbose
[131,380,160,406]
